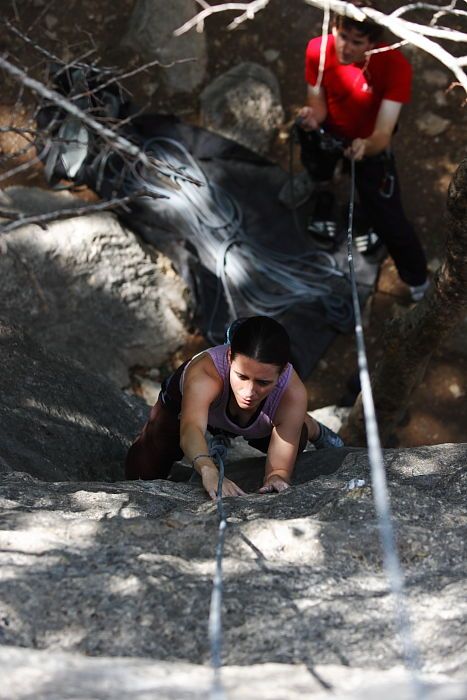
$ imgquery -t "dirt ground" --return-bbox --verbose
[1,1,466,447]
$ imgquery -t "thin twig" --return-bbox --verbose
[367,40,409,55]
[53,48,99,79]
[0,154,43,185]
[3,17,64,65]
[174,1,269,36]
[0,188,168,235]
[11,0,20,22]
[0,126,37,135]
[67,55,196,106]
[26,0,57,33]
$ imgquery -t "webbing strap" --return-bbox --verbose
[347,158,424,698]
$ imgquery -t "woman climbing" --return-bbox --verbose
[125,316,343,499]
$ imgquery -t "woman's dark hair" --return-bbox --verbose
[229,316,291,371]
[333,2,384,43]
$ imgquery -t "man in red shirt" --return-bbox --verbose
[298,7,429,301]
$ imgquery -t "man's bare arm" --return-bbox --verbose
[348,99,403,160]
[298,85,328,131]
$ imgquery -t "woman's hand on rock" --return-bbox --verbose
[258,475,291,494]
[201,467,246,500]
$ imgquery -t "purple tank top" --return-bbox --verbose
[181,344,292,439]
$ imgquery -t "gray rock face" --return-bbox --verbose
[0,187,191,386]
[122,0,208,94]
[0,442,465,697]
[200,62,284,155]
[0,320,146,481]
[0,647,465,700]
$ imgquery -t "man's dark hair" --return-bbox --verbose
[333,1,384,43]
[230,316,290,371]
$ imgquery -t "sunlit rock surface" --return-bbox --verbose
[0,187,190,386]
[0,649,465,700]
[0,443,465,697]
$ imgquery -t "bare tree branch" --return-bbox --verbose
[71,56,197,102]
[11,0,20,22]
[174,1,269,36]
[0,126,36,135]
[3,17,66,66]
[0,54,203,186]
[175,1,467,93]
[311,0,467,93]
[0,154,43,185]
[391,2,467,20]
[0,188,167,235]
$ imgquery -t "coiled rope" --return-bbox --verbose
[347,158,424,698]
[123,136,353,340]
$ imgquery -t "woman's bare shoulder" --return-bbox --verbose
[275,368,307,420]
[184,351,223,388]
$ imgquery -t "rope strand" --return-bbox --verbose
[347,158,424,698]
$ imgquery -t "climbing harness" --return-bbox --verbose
[316,127,347,154]
[207,434,231,700]
[346,157,424,698]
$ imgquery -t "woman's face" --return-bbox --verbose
[229,353,281,410]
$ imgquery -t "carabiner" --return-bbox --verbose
[380,172,395,199]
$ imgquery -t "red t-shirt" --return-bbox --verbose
[305,35,412,140]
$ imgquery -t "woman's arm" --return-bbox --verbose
[259,371,313,493]
[180,357,246,500]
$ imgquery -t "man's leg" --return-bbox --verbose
[355,154,428,287]
[297,129,344,246]
[298,128,340,183]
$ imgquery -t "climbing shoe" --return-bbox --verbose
[307,190,340,250]
[307,218,339,249]
[312,421,344,449]
[354,228,383,256]
[409,279,430,302]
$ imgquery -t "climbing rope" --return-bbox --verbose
[202,163,426,700]
[123,136,353,341]
[207,434,231,700]
[346,158,424,698]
